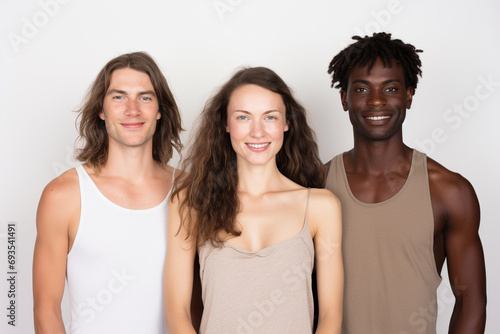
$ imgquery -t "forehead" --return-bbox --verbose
[348,58,405,84]
[108,67,154,90]
[228,84,285,111]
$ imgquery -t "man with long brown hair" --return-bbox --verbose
[33,52,182,333]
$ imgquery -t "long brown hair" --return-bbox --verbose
[75,52,183,171]
[173,66,324,246]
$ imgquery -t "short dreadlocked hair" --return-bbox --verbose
[328,32,423,94]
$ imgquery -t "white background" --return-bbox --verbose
[1,0,499,333]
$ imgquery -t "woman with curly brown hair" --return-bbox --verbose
[164,67,343,334]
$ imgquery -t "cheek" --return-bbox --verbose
[267,123,287,138]
[226,122,245,140]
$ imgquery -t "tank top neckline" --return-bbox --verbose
[220,188,311,255]
[339,149,420,207]
[76,164,173,212]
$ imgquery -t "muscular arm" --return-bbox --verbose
[429,163,486,333]
[33,171,79,333]
[164,193,198,334]
[309,189,343,334]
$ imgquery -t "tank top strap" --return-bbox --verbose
[304,187,311,227]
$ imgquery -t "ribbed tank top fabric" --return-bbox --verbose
[66,165,171,333]
[325,150,441,334]
[198,189,315,334]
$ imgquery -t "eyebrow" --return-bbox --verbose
[232,109,282,114]
[106,89,156,96]
[352,79,402,85]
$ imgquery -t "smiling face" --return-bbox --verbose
[340,58,413,141]
[100,67,160,150]
[226,84,288,167]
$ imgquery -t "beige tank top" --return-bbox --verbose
[325,150,442,334]
[198,190,314,334]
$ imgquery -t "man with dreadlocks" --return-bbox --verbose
[324,32,486,333]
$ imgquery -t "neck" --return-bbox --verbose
[236,159,285,196]
[99,142,160,180]
[348,132,412,174]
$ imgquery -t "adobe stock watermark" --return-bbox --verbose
[414,74,499,155]
[316,234,341,263]
[70,268,134,334]
[353,0,403,37]
[213,0,244,21]
[399,283,463,334]
[7,0,72,54]
[229,259,312,334]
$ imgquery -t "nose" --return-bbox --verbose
[250,119,264,138]
[367,90,386,108]
[125,99,140,115]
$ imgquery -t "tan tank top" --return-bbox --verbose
[325,150,441,334]
[198,190,314,334]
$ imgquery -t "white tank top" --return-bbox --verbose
[67,165,171,334]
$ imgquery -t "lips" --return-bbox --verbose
[121,122,144,129]
[246,142,271,152]
[362,111,393,125]
[365,115,390,121]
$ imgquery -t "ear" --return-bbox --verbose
[99,110,105,120]
[406,87,414,109]
[284,121,289,132]
[156,109,161,120]
[340,90,349,111]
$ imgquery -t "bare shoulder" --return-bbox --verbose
[40,168,79,204]
[309,188,341,207]
[426,157,480,229]
[37,168,80,229]
[426,157,478,202]
[306,188,342,240]
[308,188,341,226]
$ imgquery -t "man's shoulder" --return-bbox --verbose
[425,155,478,204]
[426,156,471,186]
[37,167,81,233]
[40,167,80,204]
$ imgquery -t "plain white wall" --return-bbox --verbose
[1,0,498,332]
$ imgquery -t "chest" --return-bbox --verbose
[346,170,407,203]
[93,178,170,210]
[223,193,308,252]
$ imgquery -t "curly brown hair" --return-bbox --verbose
[173,66,324,246]
[75,52,183,171]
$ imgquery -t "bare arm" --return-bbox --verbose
[430,165,486,333]
[164,193,198,334]
[33,171,79,333]
[309,189,343,334]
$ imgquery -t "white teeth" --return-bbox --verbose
[247,143,270,148]
[366,116,390,120]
